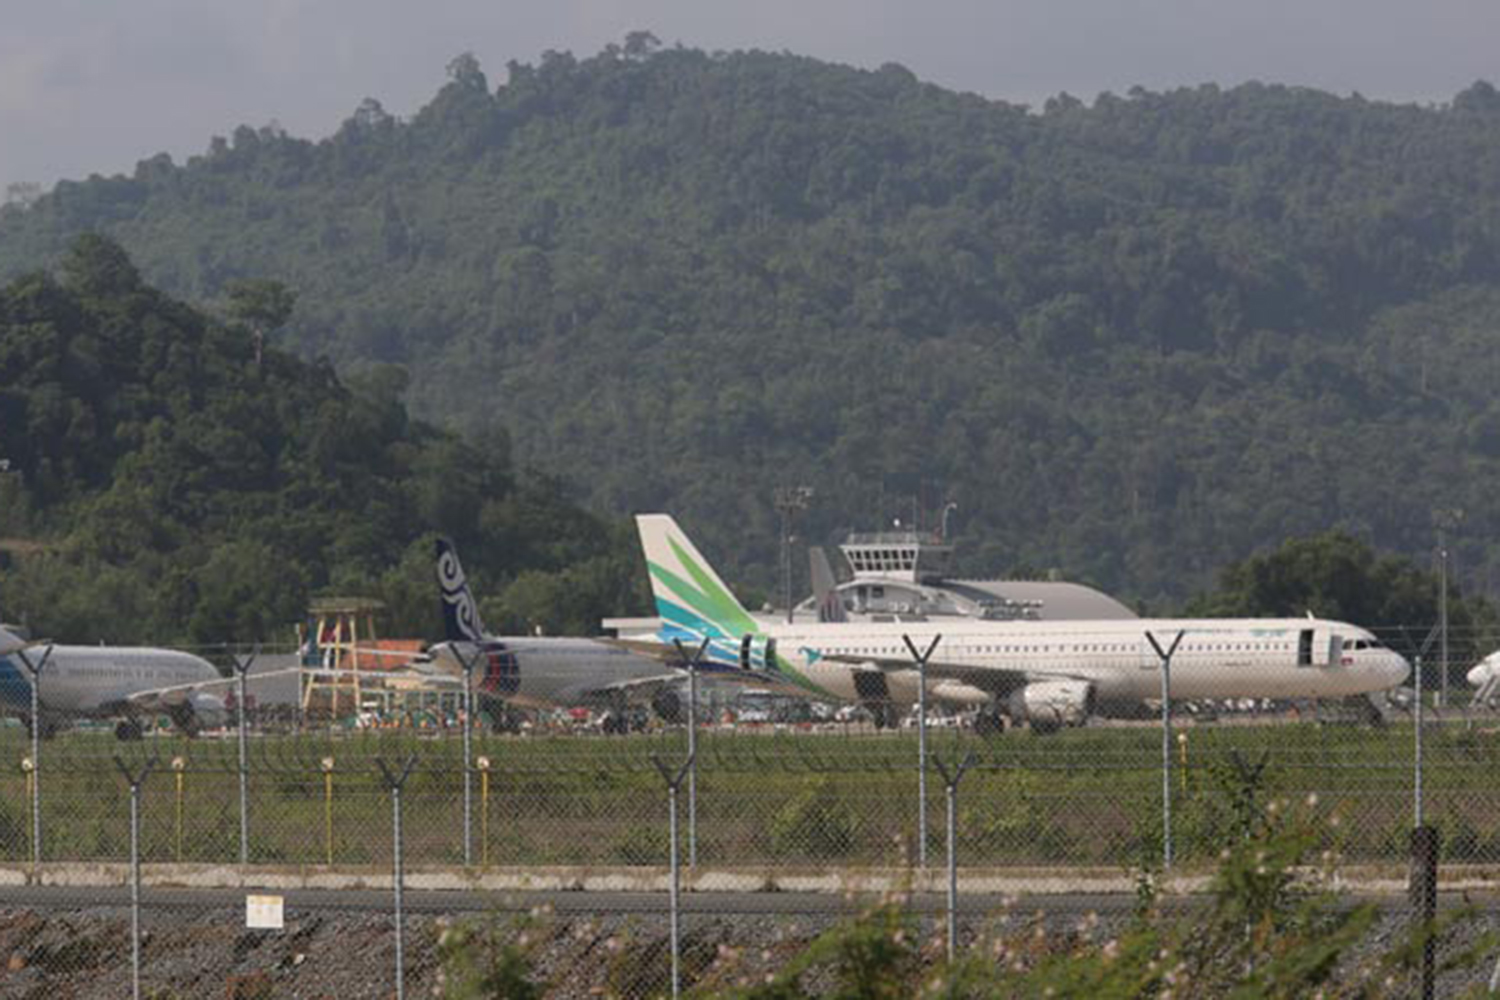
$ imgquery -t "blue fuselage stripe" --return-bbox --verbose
[0,655,33,708]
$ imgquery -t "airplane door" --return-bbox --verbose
[1298,629,1314,667]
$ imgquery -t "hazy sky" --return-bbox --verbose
[2,0,1497,196]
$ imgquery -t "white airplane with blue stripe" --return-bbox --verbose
[0,625,226,739]
[636,514,1411,732]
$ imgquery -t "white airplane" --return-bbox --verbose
[1467,652,1500,706]
[429,539,762,732]
[635,514,1411,732]
[0,625,230,739]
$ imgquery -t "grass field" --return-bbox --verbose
[2,717,1498,871]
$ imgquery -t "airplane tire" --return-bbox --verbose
[973,711,1004,738]
[115,719,144,742]
[1030,718,1062,736]
[652,691,684,725]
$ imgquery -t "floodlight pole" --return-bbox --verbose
[1439,543,1449,710]
[1146,630,1185,870]
[904,634,943,868]
[16,644,53,866]
[774,485,813,624]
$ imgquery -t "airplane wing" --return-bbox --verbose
[815,653,1088,696]
[574,673,682,706]
[597,636,678,661]
[124,666,448,710]
[597,638,815,697]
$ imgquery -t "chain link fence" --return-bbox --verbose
[5,625,1500,994]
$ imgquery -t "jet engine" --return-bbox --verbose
[738,635,778,673]
[161,691,227,736]
[1007,680,1094,734]
[652,688,686,724]
[190,691,227,728]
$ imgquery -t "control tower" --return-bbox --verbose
[799,530,1136,623]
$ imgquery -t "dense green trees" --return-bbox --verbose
[4,44,1500,604]
[0,237,644,645]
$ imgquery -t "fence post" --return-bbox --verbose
[477,755,492,866]
[229,650,256,865]
[903,634,943,868]
[172,756,186,861]
[377,755,419,1000]
[672,638,710,868]
[1146,630,1185,871]
[114,755,157,1000]
[933,751,976,963]
[652,752,695,1000]
[1414,653,1425,829]
[16,644,53,867]
[455,646,482,867]
[1409,824,1441,1000]
[321,756,335,865]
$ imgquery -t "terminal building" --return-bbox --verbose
[794,529,1136,623]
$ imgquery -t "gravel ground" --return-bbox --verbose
[2,901,1499,997]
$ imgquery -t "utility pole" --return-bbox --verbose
[774,486,813,625]
[1434,508,1463,709]
[1439,541,1449,710]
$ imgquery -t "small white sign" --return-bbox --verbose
[246,894,285,930]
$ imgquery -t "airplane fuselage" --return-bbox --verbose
[438,637,679,710]
[0,646,219,716]
[714,617,1409,707]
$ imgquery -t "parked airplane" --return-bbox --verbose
[1467,652,1500,706]
[636,514,1410,732]
[429,539,757,732]
[0,625,230,739]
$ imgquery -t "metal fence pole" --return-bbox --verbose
[1414,652,1426,830]
[459,647,479,867]
[229,650,256,865]
[1146,631,1185,871]
[934,752,976,963]
[1410,824,1441,1000]
[652,752,695,1000]
[114,756,157,1000]
[376,756,418,1000]
[904,635,943,868]
[673,639,710,869]
[16,644,53,867]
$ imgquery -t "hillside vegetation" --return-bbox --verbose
[5,40,1500,603]
[0,236,642,644]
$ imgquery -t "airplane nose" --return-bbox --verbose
[1386,655,1410,687]
[1469,663,1492,688]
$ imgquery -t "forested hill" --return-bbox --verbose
[4,40,1500,603]
[0,236,642,644]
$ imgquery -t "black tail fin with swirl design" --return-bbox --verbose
[436,538,489,642]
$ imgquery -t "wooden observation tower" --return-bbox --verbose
[300,598,386,718]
